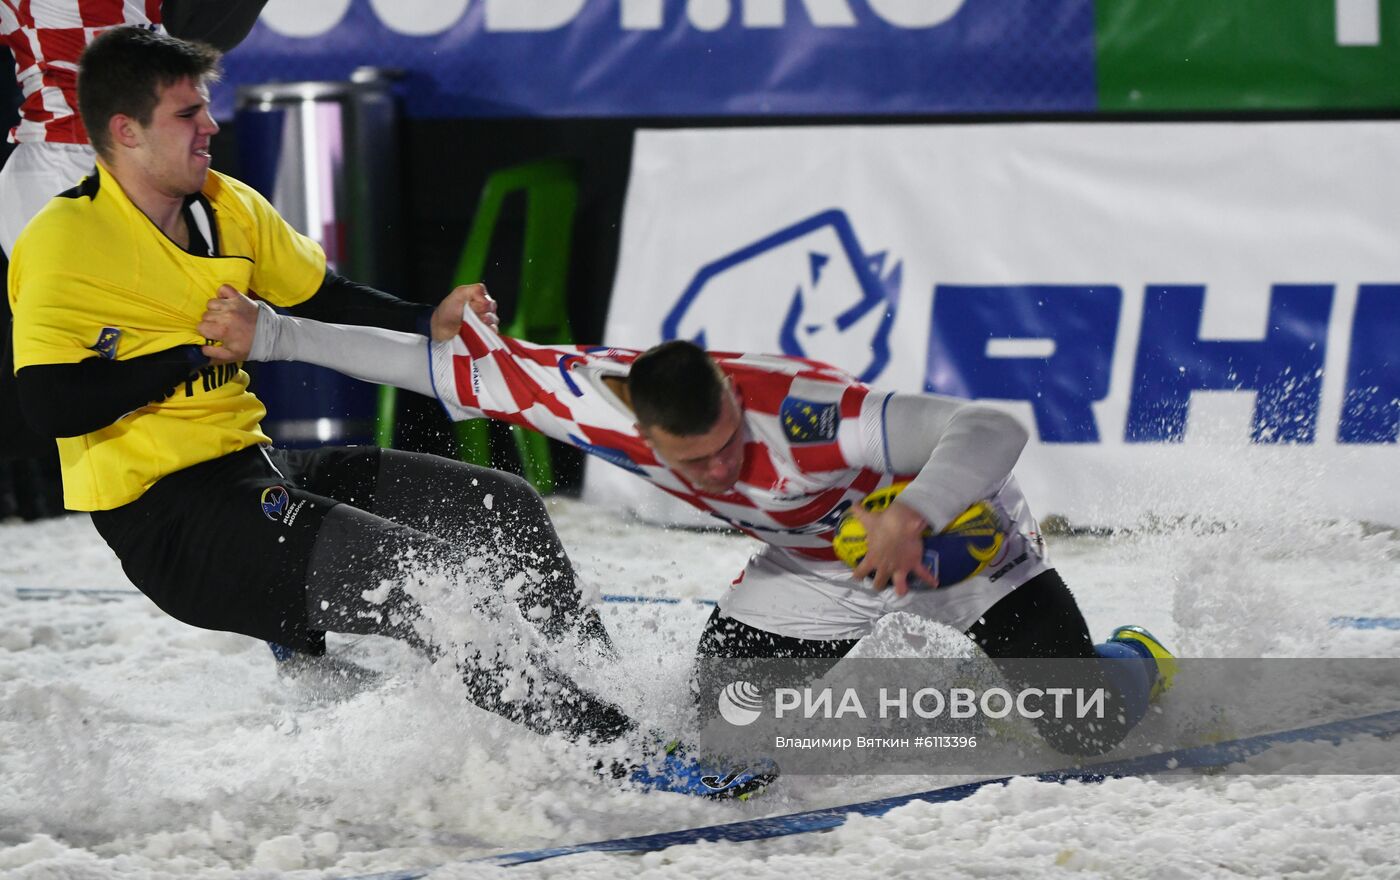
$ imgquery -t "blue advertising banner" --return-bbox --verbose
[216,0,1095,119]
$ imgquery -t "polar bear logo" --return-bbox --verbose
[663,209,902,384]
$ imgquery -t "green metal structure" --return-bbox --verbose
[375,159,578,494]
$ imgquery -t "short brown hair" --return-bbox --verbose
[627,340,726,435]
[78,26,221,160]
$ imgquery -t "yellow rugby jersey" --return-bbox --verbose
[7,164,327,510]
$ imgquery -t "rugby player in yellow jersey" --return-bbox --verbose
[3,27,778,798]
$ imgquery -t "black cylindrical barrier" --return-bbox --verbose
[234,70,402,447]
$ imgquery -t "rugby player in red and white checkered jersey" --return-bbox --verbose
[1,1,160,253]
[0,1,266,255]
[203,283,1179,757]
[434,316,1055,635]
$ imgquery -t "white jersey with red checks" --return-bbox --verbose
[433,317,910,562]
[428,312,1050,626]
[1,0,161,144]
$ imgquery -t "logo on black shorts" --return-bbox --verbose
[260,485,290,521]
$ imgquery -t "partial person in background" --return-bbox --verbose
[203,283,1181,758]
[7,27,772,800]
[0,0,269,520]
[0,0,270,255]
[0,35,53,519]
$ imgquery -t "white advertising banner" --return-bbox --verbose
[589,123,1400,527]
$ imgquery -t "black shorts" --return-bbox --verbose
[91,445,382,652]
[696,569,1098,661]
[693,571,1130,755]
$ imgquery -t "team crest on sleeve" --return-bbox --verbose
[89,327,122,360]
[780,397,840,444]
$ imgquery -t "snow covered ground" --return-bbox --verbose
[2,493,1399,879]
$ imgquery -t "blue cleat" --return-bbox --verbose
[628,741,779,801]
[267,640,299,662]
[1108,625,1178,702]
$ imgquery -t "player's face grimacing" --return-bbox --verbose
[129,76,218,198]
[642,391,747,494]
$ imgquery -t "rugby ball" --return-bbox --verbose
[832,483,1006,589]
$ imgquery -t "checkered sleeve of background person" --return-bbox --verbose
[1,0,160,145]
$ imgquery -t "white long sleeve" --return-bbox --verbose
[248,301,436,398]
[860,392,1030,531]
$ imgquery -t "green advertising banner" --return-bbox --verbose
[1097,0,1400,110]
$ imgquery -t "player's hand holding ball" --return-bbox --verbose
[835,483,1006,597]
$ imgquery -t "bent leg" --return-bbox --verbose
[295,447,611,651]
[92,446,632,745]
[696,608,861,661]
[304,502,632,744]
[692,607,861,721]
[966,570,1155,755]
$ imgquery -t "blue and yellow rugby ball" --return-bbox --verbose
[833,483,1006,589]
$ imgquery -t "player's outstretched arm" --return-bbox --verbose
[199,286,437,397]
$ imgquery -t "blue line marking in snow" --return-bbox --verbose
[12,587,720,607]
[1330,616,1400,631]
[9,589,1395,627]
[600,594,717,607]
[337,708,1400,876]
[13,587,138,600]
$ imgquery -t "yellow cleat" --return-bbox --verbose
[1109,625,1178,702]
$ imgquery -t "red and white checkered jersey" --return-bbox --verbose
[431,312,920,565]
[1,1,161,144]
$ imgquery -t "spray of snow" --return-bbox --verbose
[1,476,1396,877]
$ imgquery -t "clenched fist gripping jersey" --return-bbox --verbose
[256,309,1052,639]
